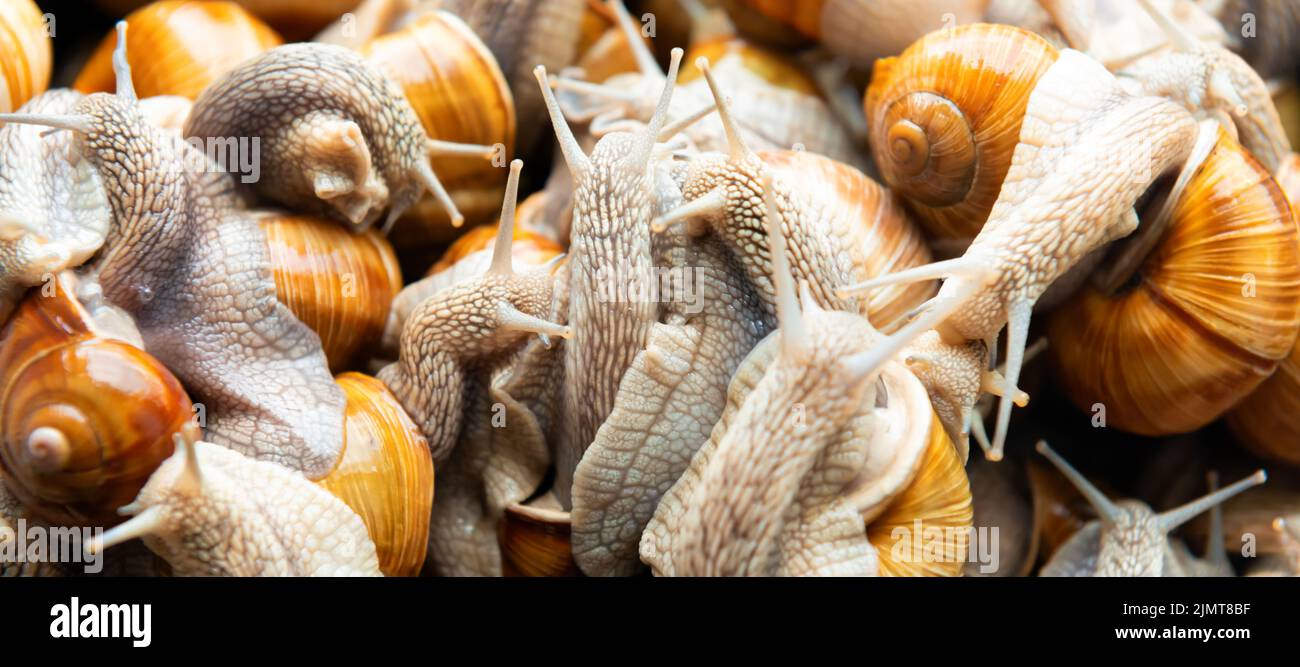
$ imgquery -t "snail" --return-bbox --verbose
[723,0,989,65]
[1171,472,1235,577]
[1035,441,1265,576]
[1047,123,1300,435]
[377,160,563,575]
[640,176,971,575]
[0,272,200,527]
[1115,0,1290,175]
[260,212,403,372]
[0,90,111,325]
[74,1,283,100]
[839,29,1210,460]
[551,0,865,168]
[0,0,51,114]
[652,57,935,329]
[0,23,348,479]
[357,9,517,244]
[319,373,433,577]
[184,39,494,233]
[536,46,687,503]
[87,433,382,576]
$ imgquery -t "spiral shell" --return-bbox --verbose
[318,373,434,577]
[0,275,199,527]
[0,0,52,113]
[1048,128,1300,435]
[75,1,282,100]
[866,23,1059,241]
[261,213,403,373]
[361,10,516,246]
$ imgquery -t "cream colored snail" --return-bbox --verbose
[1,23,346,478]
[1035,441,1265,577]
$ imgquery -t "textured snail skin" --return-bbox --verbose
[0,26,349,479]
[0,91,110,324]
[184,43,438,231]
[642,313,883,576]
[103,440,380,576]
[569,219,772,576]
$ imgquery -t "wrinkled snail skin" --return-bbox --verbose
[0,24,348,479]
[1115,0,1291,174]
[376,160,565,576]
[536,48,688,509]
[1036,442,1265,577]
[184,42,470,232]
[568,160,773,576]
[641,176,970,576]
[88,435,381,577]
[0,91,110,325]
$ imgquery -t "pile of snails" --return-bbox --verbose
[3,0,1300,578]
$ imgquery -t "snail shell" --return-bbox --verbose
[866,23,1060,241]
[0,274,199,527]
[361,10,516,245]
[1047,127,1300,435]
[260,213,403,372]
[1228,154,1300,465]
[0,0,51,113]
[75,1,282,100]
[318,373,434,577]
[729,0,989,64]
[499,493,581,577]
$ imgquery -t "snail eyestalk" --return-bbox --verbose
[836,256,987,297]
[113,21,137,105]
[762,172,808,358]
[0,113,95,134]
[1035,440,1122,524]
[489,160,524,276]
[426,139,498,159]
[696,56,755,162]
[1156,469,1267,533]
[652,188,726,233]
[495,302,572,340]
[607,0,663,79]
[535,65,591,178]
[639,48,684,164]
[414,159,464,228]
[86,506,165,555]
[658,102,718,142]
[989,298,1033,462]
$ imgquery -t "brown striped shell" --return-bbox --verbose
[1048,128,1300,435]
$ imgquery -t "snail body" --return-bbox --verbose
[185,41,488,232]
[0,23,348,479]
[0,90,111,324]
[1036,442,1265,577]
[88,434,381,576]
[0,272,199,527]
[641,177,971,575]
